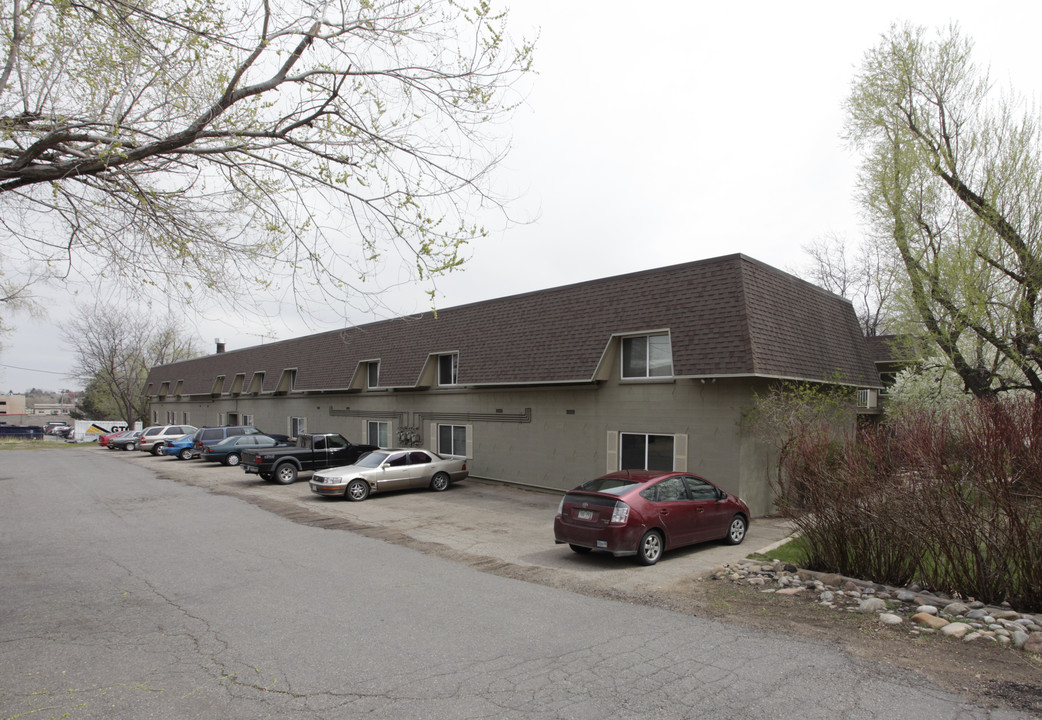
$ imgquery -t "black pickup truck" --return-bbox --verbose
[241,433,378,484]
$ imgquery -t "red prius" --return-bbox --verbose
[554,470,750,566]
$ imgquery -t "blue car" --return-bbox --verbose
[163,433,198,460]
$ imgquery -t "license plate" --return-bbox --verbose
[576,509,594,521]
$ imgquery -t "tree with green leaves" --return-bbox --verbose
[62,308,200,425]
[846,23,1042,399]
[0,0,534,328]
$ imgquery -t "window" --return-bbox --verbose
[438,424,466,456]
[641,476,689,502]
[621,335,672,378]
[439,353,459,386]
[684,476,720,500]
[290,417,307,436]
[367,361,380,388]
[166,411,175,424]
[152,410,158,423]
[368,420,390,447]
[242,414,254,426]
[182,412,190,425]
[620,433,674,471]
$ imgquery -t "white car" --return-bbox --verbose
[309,449,469,501]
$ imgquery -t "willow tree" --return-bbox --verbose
[846,23,1042,398]
[0,0,534,321]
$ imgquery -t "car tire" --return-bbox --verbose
[273,463,298,485]
[125,442,135,451]
[346,479,370,501]
[178,448,193,461]
[151,443,163,456]
[224,453,241,467]
[429,472,450,492]
[725,515,747,545]
[568,544,592,554]
[636,530,664,566]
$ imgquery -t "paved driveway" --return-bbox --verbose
[121,451,794,597]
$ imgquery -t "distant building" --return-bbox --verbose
[0,394,27,417]
[143,254,881,516]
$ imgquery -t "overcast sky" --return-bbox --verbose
[3,0,1040,394]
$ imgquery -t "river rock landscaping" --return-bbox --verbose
[710,560,1042,657]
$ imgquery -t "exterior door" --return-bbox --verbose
[681,475,731,541]
[374,452,414,492]
[644,476,700,547]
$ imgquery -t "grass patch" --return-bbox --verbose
[748,535,809,566]
[0,439,81,450]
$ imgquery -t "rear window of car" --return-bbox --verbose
[578,477,642,495]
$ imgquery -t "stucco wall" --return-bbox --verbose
[149,372,783,516]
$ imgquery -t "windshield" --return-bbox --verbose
[354,451,389,468]
[578,477,641,496]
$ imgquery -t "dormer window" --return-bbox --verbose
[367,361,380,389]
[622,335,673,378]
[439,353,458,386]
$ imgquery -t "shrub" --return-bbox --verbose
[774,397,1042,611]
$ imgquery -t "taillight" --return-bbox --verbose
[610,502,630,525]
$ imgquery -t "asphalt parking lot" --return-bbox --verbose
[113,447,795,598]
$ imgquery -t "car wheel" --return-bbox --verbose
[273,463,298,485]
[429,472,450,492]
[725,515,747,545]
[151,443,163,456]
[346,479,370,501]
[125,442,136,451]
[568,544,592,554]
[178,448,193,461]
[636,530,664,566]
[224,453,241,467]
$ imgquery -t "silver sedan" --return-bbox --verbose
[309,449,469,501]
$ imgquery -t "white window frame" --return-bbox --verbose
[367,361,380,389]
[438,353,459,386]
[613,431,683,472]
[242,414,254,426]
[435,423,471,457]
[368,420,390,447]
[621,334,673,379]
[290,416,307,436]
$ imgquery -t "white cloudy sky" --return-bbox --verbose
[2,0,1040,393]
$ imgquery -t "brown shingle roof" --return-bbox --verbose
[145,254,880,395]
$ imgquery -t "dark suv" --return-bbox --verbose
[189,425,265,459]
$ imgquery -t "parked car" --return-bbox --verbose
[200,434,293,466]
[44,421,68,435]
[242,433,378,484]
[163,433,198,460]
[309,449,469,501]
[98,429,129,447]
[192,425,265,459]
[138,424,197,455]
[98,429,132,447]
[553,470,750,566]
[108,430,144,451]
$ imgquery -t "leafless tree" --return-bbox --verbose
[798,232,899,337]
[62,306,201,424]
